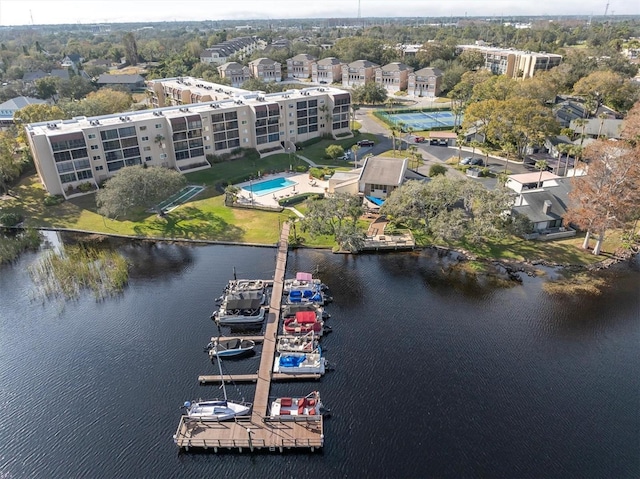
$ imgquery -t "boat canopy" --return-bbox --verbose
[224,290,263,309]
[296,311,317,324]
[296,272,313,281]
[366,196,385,206]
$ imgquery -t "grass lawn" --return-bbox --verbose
[300,133,377,166]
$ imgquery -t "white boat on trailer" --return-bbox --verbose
[269,391,324,420]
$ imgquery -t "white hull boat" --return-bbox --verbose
[269,391,324,420]
[207,338,255,358]
[183,399,251,421]
[276,333,319,353]
[213,306,266,325]
[273,349,326,375]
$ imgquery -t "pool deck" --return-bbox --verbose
[236,173,329,208]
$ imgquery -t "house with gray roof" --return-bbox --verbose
[358,156,408,199]
[0,96,47,125]
[407,67,443,97]
[200,36,259,65]
[286,54,316,79]
[375,62,413,93]
[312,57,343,84]
[248,58,281,82]
[342,60,379,88]
[217,62,250,87]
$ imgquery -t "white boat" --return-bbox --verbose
[281,302,329,320]
[276,332,319,353]
[207,338,255,358]
[286,287,326,305]
[283,272,324,293]
[269,391,324,420]
[183,399,252,421]
[273,348,326,375]
[213,289,267,325]
[182,354,251,421]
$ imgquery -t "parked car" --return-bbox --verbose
[414,136,425,143]
[461,157,484,166]
[357,139,375,147]
[437,139,448,146]
[429,138,439,145]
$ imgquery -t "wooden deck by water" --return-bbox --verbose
[174,222,324,452]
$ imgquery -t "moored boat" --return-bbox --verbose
[276,332,319,353]
[213,289,267,325]
[283,311,324,336]
[182,399,252,421]
[269,391,324,419]
[206,338,255,358]
[273,348,326,374]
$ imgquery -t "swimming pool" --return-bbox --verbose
[244,177,297,197]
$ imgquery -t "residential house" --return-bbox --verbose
[96,74,146,91]
[25,81,351,198]
[217,62,250,88]
[0,96,46,126]
[200,36,260,65]
[312,57,343,84]
[569,117,624,140]
[286,54,316,79]
[375,62,413,93]
[407,67,443,97]
[553,99,587,127]
[456,44,562,79]
[358,156,408,199]
[248,58,282,82]
[61,54,84,69]
[342,60,379,88]
[507,172,575,238]
[22,69,71,84]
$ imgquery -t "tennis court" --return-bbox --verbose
[154,185,205,213]
[380,111,458,131]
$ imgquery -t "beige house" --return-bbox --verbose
[358,156,408,198]
[217,62,250,88]
[248,58,282,82]
[25,81,352,198]
[342,60,379,88]
[407,67,443,98]
[456,44,562,79]
[312,57,343,84]
[375,62,413,93]
[286,54,316,79]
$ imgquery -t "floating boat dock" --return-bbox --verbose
[174,222,324,453]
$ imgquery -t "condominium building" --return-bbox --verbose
[147,77,248,108]
[286,54,317,79]
[342,60,379,88]
[25,79,351,197]
[456,44,562,79]
[312,57,343,84]
[407,67,443,97]
[217,62,251,87]
[375,62,413,93]
[200,36,260,65]
[248,58,282,82]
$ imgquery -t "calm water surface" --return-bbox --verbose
[0,241,638,478]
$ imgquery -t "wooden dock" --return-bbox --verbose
[174,222,324,453]
[198,373,322,384]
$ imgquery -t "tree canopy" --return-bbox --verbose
[302,193,364,252]
[96,165,186,219]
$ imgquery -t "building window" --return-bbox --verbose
[139,126,147,131]
[155,124,162,128]
[92,155,101,160]
[141,136,149,141]
[90,145,99,150]
[160,153,167,159]
[145,156,152,161]
[143,146,151,151]
[88,134,96,139]
[95,165,104,171]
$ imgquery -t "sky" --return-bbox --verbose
[0,0,636,26]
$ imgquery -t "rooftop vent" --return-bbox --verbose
[543,200,552,214]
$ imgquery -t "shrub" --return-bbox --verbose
[0,212,23,227]
[78,182,94,192]
[44,194,65,206]
[429,164,447,177]
[309,167,334,179]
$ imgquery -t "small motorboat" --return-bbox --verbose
[282,302,330,320]
[273,348,326,375]
[283,311,324,336]
[269,391,324,419]
[182,399,252,421]
[206,338,255,358]
[276,332,319,353]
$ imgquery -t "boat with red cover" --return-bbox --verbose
[269,391,324,420]
[283,311,324,336]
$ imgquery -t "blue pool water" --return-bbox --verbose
[381,110,459,130]
[244,177,296,197]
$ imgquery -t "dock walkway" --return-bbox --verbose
[174,223,324,453]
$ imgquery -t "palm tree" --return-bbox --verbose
[407,145,418,169]
[597,112,608,139]
[389,124,400,156]
[351,144,360,166]
[534,160,548,188]
[556,143,570,176]
[574,118,588,147]
[350,104,360,130]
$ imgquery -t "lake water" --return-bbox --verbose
[0,240,638,478]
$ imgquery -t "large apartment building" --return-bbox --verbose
[286,54,316,79]
[342,60,379,88]
[407,67,443,97]
[25,78,351,197]
[248,58,282,82]
[456,44,562,79]
[311,57,343,84]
